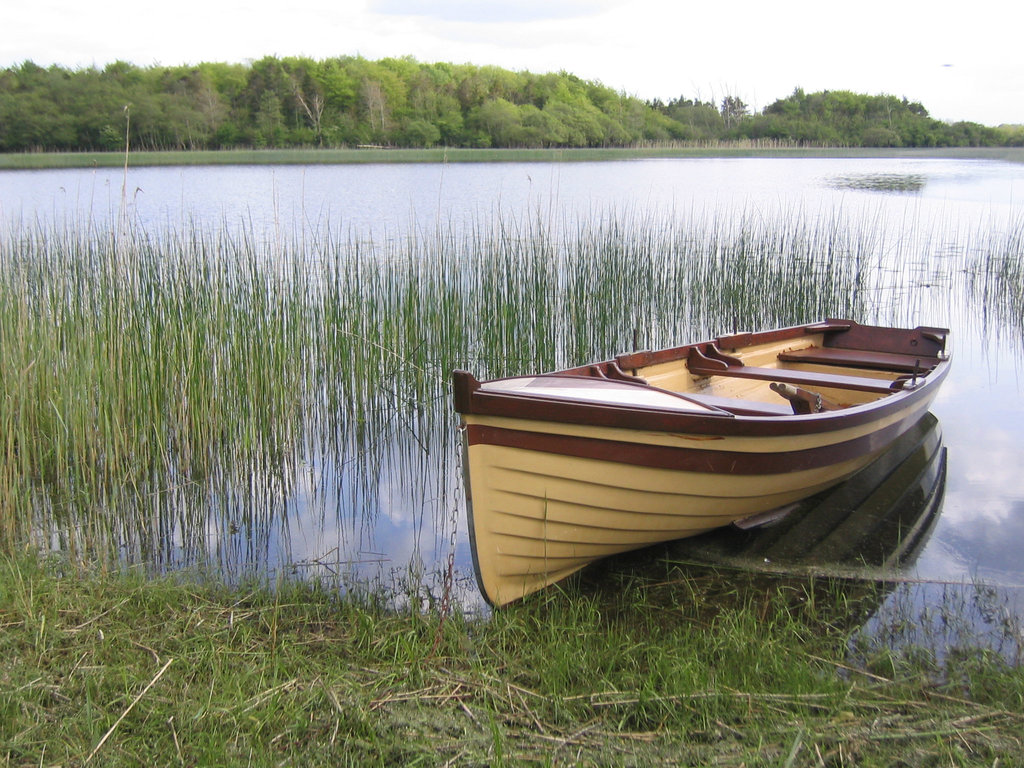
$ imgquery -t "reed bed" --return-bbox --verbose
[960,217,1024,344]
[4,146,1024,170]
[1,205,1021,582]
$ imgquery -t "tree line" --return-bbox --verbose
[1,56,1021,153]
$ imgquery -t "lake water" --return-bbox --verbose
[3,157,1024,629]
[4,156,1023,239]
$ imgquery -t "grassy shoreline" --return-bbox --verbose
[3,175,1023,765]
[3,145,1024,169]
[2,551,1022,766]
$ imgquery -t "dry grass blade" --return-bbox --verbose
[237,678,301,713]
[85,658,174,764]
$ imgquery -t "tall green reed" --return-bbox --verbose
[1,204,1015,576]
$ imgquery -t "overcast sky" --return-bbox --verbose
[3,0,1020,126]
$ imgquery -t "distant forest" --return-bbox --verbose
[2,56,1021,152]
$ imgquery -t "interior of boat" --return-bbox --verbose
[587,322,948,417]
[461,321,949,419]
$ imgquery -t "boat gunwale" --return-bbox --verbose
[455,361,948,438]
[452,319,951,439]
[615,319,949,371]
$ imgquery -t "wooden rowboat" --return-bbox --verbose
[452,319,950,606]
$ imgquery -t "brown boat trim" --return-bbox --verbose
[615,319,948,371]
[455,361,948,439]
[616,320,850,370]
[466,405,928,475]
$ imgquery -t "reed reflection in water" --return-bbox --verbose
[1,204,1022,605]
[827,173,928,194]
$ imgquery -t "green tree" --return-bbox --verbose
[467,98,521,146]
[720,95,748,130]
[0,57,1013,151]
[255,92,285,147]
[516,104,567,146]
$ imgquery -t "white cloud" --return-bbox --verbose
[370,0,613,23]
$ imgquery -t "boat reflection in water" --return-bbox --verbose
[668,411,946,575]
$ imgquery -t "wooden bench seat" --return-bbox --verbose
[776,346,936,373]
[686,346,906,394]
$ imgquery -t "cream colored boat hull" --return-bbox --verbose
[463,389,936,606]
[454,319,950,606]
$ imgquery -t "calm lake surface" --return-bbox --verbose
[4,157,1023,238]
[3,157,1024,625]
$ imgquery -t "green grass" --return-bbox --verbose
[3,145,1024,169]
[2,552,1022,766]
